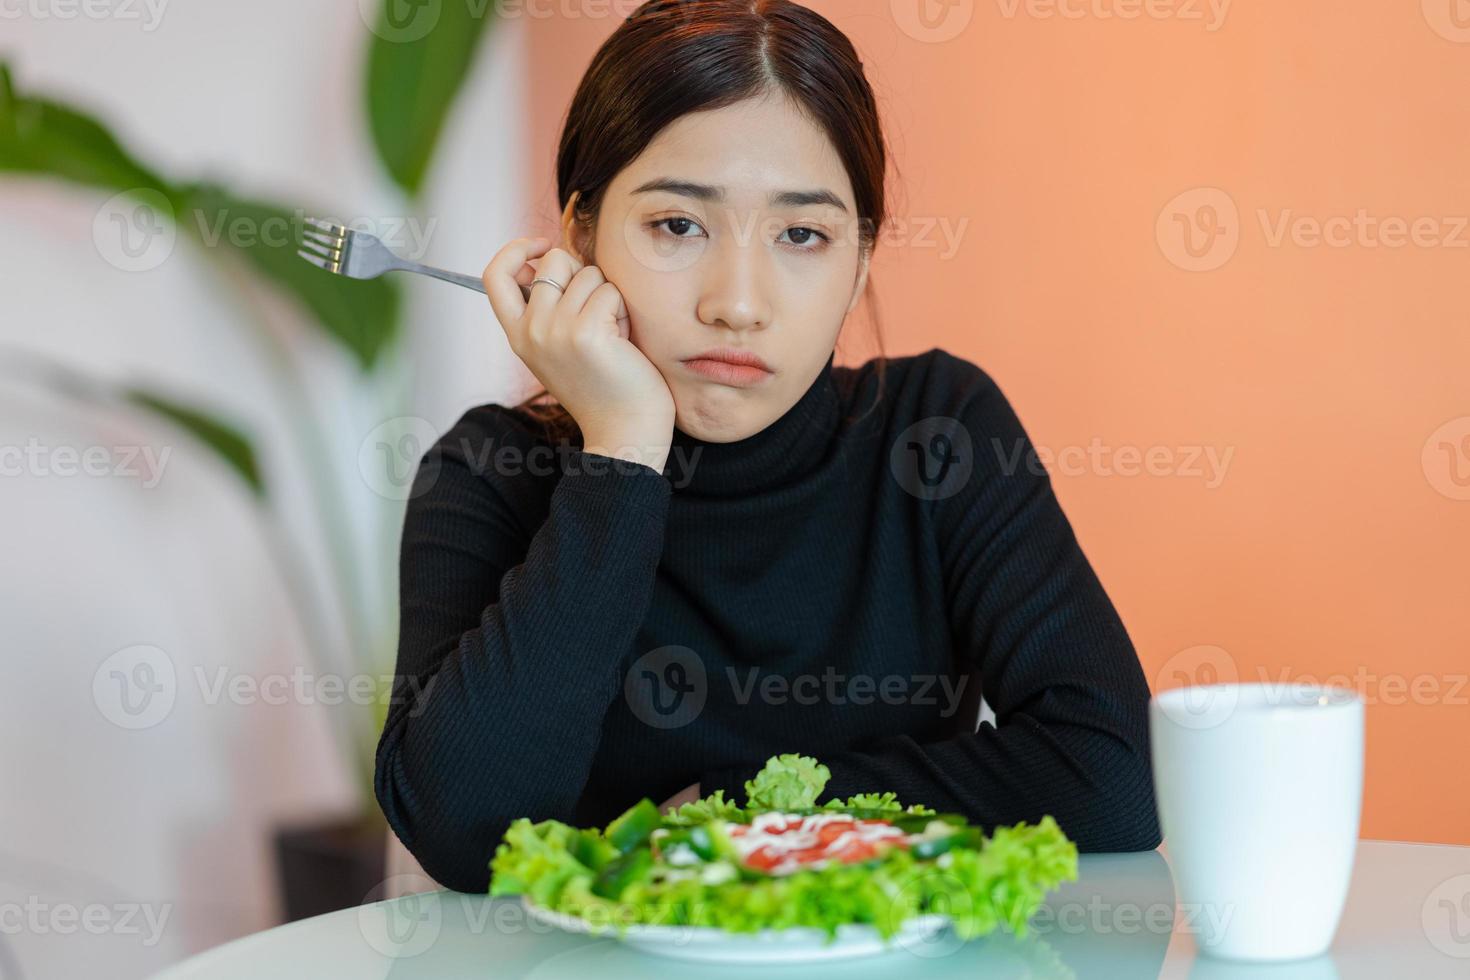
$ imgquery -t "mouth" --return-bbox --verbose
[680,347,774,387]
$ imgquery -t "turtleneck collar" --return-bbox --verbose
[663,350,842,496]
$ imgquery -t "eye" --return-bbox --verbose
[780,226,832,252]
[649,216,706,240]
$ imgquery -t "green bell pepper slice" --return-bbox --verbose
[910,826,984,860]
[591,848,653,899]
[605,799,662,854]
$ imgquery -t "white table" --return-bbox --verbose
[153,840,1470,978]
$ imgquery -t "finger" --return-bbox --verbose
[484,237,551,339]
[582,280,630,338]
[523,247,581,324]
[557,264,607,319]
[513,259,540,303]
[512,242,575,302]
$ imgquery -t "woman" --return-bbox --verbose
[375,0,1160,895]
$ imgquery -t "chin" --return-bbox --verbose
[673,401,761,443]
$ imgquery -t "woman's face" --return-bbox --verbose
[567,93,870,444]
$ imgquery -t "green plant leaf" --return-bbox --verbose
[179,182,401,369]
[0,348,262,496]
[0,62,401,370]
[364,0,498,196]
[0,61,174,198]
[123,387,264,497]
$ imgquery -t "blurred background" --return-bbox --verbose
[1,1,1466,977]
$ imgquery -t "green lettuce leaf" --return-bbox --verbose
[824,791,901,811]
[662,789,746,826]
[488,818,596,908]
[743,753,831,810]
[819,791,937,815]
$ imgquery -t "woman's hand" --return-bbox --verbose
[657,782,701,815]
[484,237,675,471]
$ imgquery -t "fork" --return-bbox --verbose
[297,217,534,301]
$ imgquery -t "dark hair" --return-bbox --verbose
[515,0,893,441]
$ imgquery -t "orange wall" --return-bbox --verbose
[522,2,1469,846]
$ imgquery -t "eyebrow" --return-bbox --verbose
[631,177,848,213]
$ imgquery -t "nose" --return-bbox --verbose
[695,225,773,333]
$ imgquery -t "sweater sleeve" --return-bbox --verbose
[374,414,673,892]
[704,356,1161,852]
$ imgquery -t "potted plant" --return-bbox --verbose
[0,1,502,922]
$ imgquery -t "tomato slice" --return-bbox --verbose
[834,839,878,862]
[745,847,781,871]
[815,821,855,845]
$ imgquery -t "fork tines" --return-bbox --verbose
[297,216,348,273]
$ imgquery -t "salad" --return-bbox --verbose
[489,753,1078,942]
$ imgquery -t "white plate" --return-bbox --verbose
[520,896,952,963]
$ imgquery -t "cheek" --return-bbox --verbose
[623,306,675,363]
[601,271,683,358]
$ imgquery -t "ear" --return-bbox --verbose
[846,247,871,316]
[560,190,592,264]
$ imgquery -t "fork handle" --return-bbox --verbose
[401,261,541,302]
[402,262,488,295]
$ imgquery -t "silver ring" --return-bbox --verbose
[530,276,566,293]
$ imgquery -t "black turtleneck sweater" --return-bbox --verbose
[375,347,1161,893]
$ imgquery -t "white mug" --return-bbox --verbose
[1149,682,1364,962]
